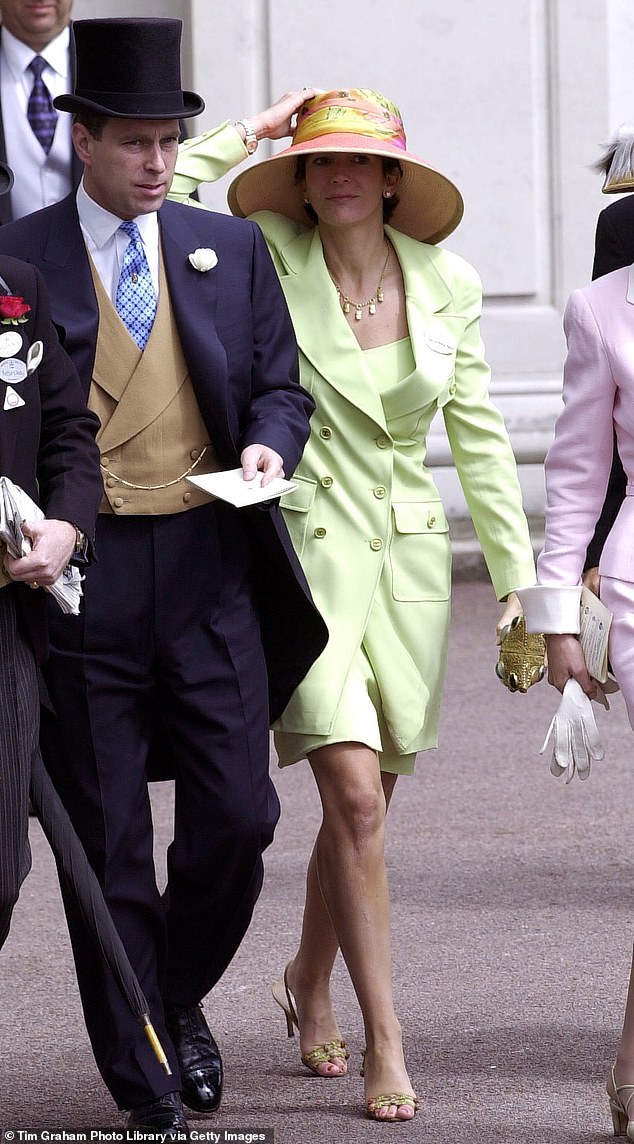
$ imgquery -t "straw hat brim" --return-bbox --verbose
[227,133,464,244]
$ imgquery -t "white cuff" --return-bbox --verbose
[515,584,582,634]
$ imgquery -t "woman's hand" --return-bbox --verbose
[495,590,523,644]
[239,88,321,145]
[582,565,601,598]
[545,632,596,700]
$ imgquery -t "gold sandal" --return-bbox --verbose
[366,1093,420,1122]
[607,1065,634,1138]
[271,964,349,1077]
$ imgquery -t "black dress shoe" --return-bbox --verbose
[125,1090,188,1138]
[165,1002,223,1113]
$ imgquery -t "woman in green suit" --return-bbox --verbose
[171,88,536,1122]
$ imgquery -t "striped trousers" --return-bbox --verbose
[0,587,37,949]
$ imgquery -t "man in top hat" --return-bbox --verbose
[0,16,327,1136]
[0,155,101,954]
[0,0,82,221]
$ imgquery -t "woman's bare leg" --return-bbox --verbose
[287,742,415,1119]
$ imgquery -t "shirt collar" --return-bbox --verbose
[76,179,159,250]
[2,24,70,80]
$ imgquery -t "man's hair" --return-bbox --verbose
[73,110,107,139]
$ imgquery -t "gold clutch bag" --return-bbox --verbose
[496,614,546,693]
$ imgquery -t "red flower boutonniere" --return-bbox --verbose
[0,295,31,325]
[0,294,31,325]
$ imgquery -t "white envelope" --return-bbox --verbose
[186,467,296,507]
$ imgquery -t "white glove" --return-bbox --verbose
[539,678,605,783]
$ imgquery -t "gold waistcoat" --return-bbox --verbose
[88,249,219,515]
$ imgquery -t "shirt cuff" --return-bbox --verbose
[515,584,582,634]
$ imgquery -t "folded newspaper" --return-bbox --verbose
[0,476,83,614]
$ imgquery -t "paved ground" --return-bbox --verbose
[1,579,633,1143]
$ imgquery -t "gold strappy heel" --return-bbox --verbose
[361,1048,419,1122]
[271,963,349,1077]
[608,1065,634,1138]
[366,1093,420,1122]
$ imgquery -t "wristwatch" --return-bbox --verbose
[72,526,88,562]
[236,119,258,155]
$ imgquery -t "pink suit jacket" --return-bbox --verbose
[538,264,634,587]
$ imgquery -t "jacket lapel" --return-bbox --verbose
[281,229,388,427]
[279,226,461,428]
[157,202,234,448]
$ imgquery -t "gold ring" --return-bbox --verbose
[29,581,39,589]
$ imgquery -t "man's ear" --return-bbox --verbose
[71,122,93,166]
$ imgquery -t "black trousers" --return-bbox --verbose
[0,587,37,950]
[41,502,279,1109]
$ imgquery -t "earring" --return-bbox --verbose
[383,191,392,199]
[303,194,310,204]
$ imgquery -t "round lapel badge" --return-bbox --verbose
[0,358,27,384]
[0,331,23,358]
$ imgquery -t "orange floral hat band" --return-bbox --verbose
[228,88,464,245]
[292,89,407,151]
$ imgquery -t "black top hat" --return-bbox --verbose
[54,18,205,120]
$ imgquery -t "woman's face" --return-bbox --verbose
[302,153,399,228]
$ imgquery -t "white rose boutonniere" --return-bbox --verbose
[188,248,218,272]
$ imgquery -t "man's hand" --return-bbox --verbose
[5,519,76,586]
[240,445,285,487]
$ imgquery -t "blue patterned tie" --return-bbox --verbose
[115,221,157,350]
[27,56,57,154]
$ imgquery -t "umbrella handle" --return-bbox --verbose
[140,1014,172,1076]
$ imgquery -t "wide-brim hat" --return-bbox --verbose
[0,162,13,196]
[228,89,463,244]
[54,18,204,121]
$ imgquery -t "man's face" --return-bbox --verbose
[0,1,73,52]
[73,117,180,220]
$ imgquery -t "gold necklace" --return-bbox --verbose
[328,243,391,321]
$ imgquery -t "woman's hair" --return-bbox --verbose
[294,155,402,223]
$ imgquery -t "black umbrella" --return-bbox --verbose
[29,750,171,1076]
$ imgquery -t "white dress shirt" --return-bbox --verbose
[0,24,73,218]
[76,180,160,302]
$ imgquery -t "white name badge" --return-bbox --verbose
[0,358,27,384]
[424,334,455,354]
[0,331,23,358]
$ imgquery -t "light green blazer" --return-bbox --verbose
[251,212,536,741]
[169,138,536,746]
